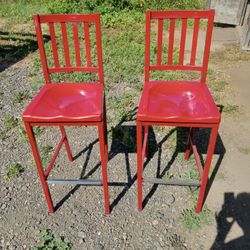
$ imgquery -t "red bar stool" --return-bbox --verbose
[22,14,110,214]
[137,9,220,213]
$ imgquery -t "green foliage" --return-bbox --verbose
[180,206,212,230]
[223,104,240,114]
[6,163,24,178]
[32,229,71,250]
[33,126,44,136]
[13,91,29,103]
[4,116,18,130]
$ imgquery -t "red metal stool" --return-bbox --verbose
[137,9,220,213]
[23,14,110,214]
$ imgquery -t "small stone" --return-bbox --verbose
[78,231,86,239]
[152,220,159,226]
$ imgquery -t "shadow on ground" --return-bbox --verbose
[54,104,226,213]
[0,31,49,72]
[211,192,250,250]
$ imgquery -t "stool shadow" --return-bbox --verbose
[210,192,250,250]
[142,127,225,210]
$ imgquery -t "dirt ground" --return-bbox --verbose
[0,25,250,249]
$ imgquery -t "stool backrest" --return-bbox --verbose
[144,10,215,84]
[33,14,104,84]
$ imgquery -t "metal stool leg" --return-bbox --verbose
[98,122,110,214]
[59,126,73,161]
[24,122,54,213]
[137,121,143,211]
[196,125,219,213]
[185,127,195,160]
[144,125,149,158]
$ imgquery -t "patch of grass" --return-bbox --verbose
[107,90,139,123]
[33,127,44,136]
[6,163,24,178]
[4,116,18,130]
[32,229,71,250]
[223,104,240,114]
[13,91,29,103]
[41,145,53,155]
[19,127,28,143]
[0,131,8,141]
[180,206,212,230]
[210,44,250,65]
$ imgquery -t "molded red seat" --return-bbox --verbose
[23,83,103,122]
[138,81,220,123]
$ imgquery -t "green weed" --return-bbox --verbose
[180,206,212,230]
[41,145,53,155]
[13,91,29,103]
[33,127,44,136]
[6,163,24,178]
[4,116,18,130]
[223,104,240,114]
[19,127,28,143]
[32,229,71,250]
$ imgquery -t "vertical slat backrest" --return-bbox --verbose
[33,14,104,85]
[144,10,215,84]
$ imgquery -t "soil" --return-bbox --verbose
[0,26,250,250]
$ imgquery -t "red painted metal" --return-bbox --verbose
[168,19,175,65]
[23,14,110,214]
[157,19,163,65]
[84,22,91,67]
[179,18,187,65]
[137,9,220,213]
[61,23,71,67]
[72,22,81,66]
[190,18,200,65]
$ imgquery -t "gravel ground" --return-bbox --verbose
[0,60,214,250]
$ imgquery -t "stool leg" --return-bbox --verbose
[103,98,109,162]
[196,125,219,213]
[98,122,110,214]
[137,121,143,211]
[185,127,195,160]
[24,122,54,213]
[144,125,149,158]
[59,126,73,161]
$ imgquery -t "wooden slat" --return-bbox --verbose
[190,18,200,65]
[179,18,187,65]
[72,22,81,67]
[84,22,92,67]
[157,19,163,65]
[61,22,71,67]
[49,23,60,68]
[168,19,175,65]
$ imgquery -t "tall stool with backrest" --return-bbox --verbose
[137,9,220,213]
[22,14,110,214]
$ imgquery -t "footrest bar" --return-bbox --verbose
[143,177,200,186]
[47,178,102,185]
